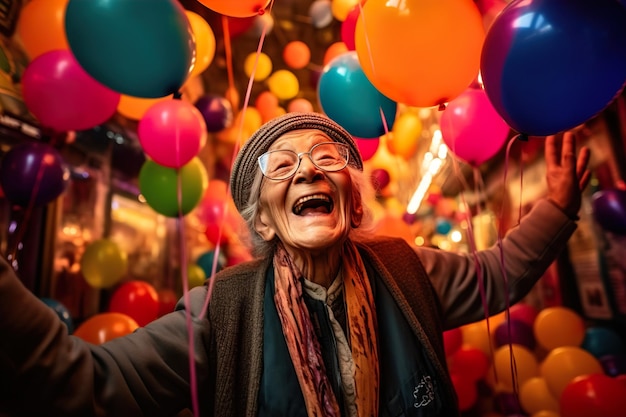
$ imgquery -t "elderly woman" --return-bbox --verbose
[0,112,590,417]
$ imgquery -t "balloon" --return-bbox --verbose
[65,0,195,98]
[15,0,69,59]
[318,51,397,139]
[355,0,485,107]
[117,94,174,121]
[185,11,216,78]
[387,112,422,159]
[460,319,493,356]
[519,377,559,415]
[534,306,585,351]
[443,327,463,357]
[323,42,349,66]
[157,288,178,317]
[450,373,478,411]
[108,280,159,327]
[195,250,225,277]
[185,263,206,289]
[194,94,234,133]
[283,41,311,70]
[599,353,626,377]
[80,239,128,289]
[0,142,70,207]
[508,303,538,328]
[560,373,626,417]
[195,0,271,17]
[138,99,207,168]
[255,91,280,122]
[494,319,535,350]
[309,0,334,29]
[74,312,138,344]
[540,346,604,399]
[480,0,626,136]
[138,157,208,217]
[493,392,524,415]
[22,49,120,132]
[40,297,74,334]
[448,346,490,381]
[440,88,510,167]
[371,169,391,192]
[332,0,359,21]
[287,98,314,113]
[591,188,626,235]
[341,5,360,50]
[492,344,539,393]
[581,326,625,358]
[244,52,273,82]
[267,70,299,101]
[355,137,379,161]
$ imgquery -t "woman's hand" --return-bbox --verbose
[545,131,591,219]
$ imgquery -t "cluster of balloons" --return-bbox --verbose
[444,304,626,416]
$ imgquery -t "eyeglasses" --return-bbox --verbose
[258,142,350,181]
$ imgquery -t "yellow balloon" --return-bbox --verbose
[388,111,422,159]
[117,94,173,120]
[540,346,603,400]
[186,11,216,78]
[534,306,585,351]
[492,344,539,393]
[16,0,70,59]
[186,263,206,289]
[332,0,359,21]
[244,52,273,82]
[267,70,299,100]
[80,239,128,289]
[519,377,559,415]
[460,320,492,356]
[242,107,263,135]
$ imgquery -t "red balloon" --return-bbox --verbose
[451,373,478,411]
[560,373,626,417]
[443,327,463,357]
[157,288,179,317]
[448,346,490,381]
[108,281,159,327]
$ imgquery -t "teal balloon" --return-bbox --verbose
[318,51,397,139]
[41,298,74,334]
[139,157,208,217]
[65,0,195,98]
[195,250,225,277]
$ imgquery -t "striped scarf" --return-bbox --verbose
[273,240,379,416]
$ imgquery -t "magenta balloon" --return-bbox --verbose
[138,100,207,168]
[21,50,120,132]
[591,188,626,235]
[440,88,510,167]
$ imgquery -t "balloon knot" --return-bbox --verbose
[516,133,529,142]
[173,91,183,100]
[438,102,447,111]
[256,6,266,15]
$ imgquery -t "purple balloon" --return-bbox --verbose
[592,188,626,235]
[599,353,626,377]
[0,142,70,206]
[194,94,233,133]
[494,319,536,350]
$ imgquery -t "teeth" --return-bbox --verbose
[293,194,331,215]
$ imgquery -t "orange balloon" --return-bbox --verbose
[196,0,271,17]
[324,42,349,66]
[387,111,422,158]
[540,346,603,400]
[74,312,139,345]
[16,0,70,59]
[354,0,485,107]
[492,344,539,393]
[519,377,560,415]
[534,306,585,351]
[255,91,279,122]
[117,94,173,120]
[283,41,311,69]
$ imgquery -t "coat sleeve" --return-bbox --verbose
[0,256,213,417]
[416,199,577,329]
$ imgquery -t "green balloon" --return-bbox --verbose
[139,157,208,217]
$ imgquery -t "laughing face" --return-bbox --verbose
[253,129,360,255]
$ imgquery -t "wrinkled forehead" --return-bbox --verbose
[268,129,333,150]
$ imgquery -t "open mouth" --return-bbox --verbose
[293,194,334,215]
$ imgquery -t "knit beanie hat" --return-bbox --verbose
[229,112,364,214]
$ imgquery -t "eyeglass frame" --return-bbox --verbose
[257,141,351,181]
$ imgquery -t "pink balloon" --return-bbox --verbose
[138,100,207,168]
[22,49,120,132]
[355,137,379,161]
[440,88,510,167]
[341,5,360,50]
[508,302,538,328]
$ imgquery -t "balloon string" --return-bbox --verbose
[7,149,48,267]
[496,134,524,397]
[357,2,376,77]
[222,15,236,96]
[199,2,274,321]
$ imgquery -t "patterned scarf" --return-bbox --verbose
[273,240,379,417]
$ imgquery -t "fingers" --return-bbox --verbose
[560,131,576,168]
[544,135,559,167]
[577,146,592,190]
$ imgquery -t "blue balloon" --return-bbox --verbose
[65,0,195,98]
[195,250,225,278]
[582,326,625,358]
[318,51,397,139]
[481,0,626,136]
[41,298,74,334]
